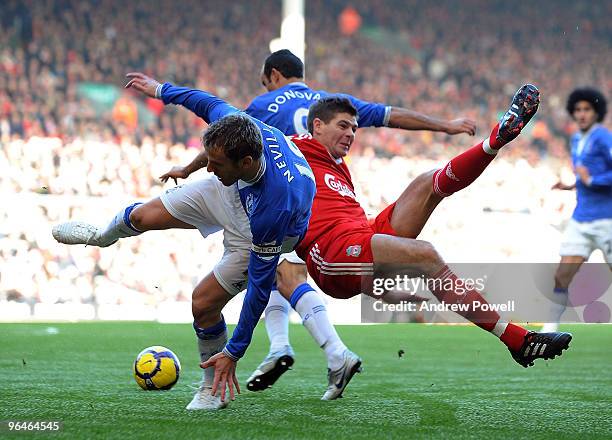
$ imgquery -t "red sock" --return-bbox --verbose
[429,266,500,331]
[499,323,529,352]
[430,266,528,350]
[433,124,501,197]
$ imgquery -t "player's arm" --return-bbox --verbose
[387,107,476,135]
[201,209,291,401]
[552,181,576,191]
[125,72,239,123]
[223,211,291,361]
[343,94,476,136]
[588,137,612,187]
[158,150,209,184]
[223,252,282,359]
[575,136,612,187]
[589,170,612,187]
[125,73,237,182]
[578,167,612,187]
[574,160,612,188]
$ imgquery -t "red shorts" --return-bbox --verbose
[303,203,397,299]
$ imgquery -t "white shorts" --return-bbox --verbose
[160,177,252,296]
[560,218,612,264]
[278,250,305,266]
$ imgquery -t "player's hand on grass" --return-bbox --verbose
[445,118,476,136]
[201,352,241,402]
[124,72,162,98]
[160,166,189,185]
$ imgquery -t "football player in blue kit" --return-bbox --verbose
[544,88,612,332]
[53,72,316,409]
[246,49,476,137]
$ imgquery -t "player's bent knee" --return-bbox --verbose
[277,261,308,297]
[129,198,184,231]
[191,274,232,326]
[414,240,441,263]
[128,205,151,231]
[192,292,223,324]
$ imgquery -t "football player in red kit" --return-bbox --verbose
[292,85,572,368]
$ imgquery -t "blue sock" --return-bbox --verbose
[193,318,227,340]
[194,317,228,386]
[289,282,315,309]
[123,202,144,232]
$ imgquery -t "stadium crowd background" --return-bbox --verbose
[1,0,610,320]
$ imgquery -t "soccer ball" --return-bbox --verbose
[133,346,181,390]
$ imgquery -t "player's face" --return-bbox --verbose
[206,147,243,186]
[573,100,598,132]
[314,113,358,159]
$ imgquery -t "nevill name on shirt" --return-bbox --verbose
[262,126,294,183]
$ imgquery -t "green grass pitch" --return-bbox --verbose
[1,322,611,439]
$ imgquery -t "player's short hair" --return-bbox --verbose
[263,49,304,80]
[307,96,358,133]
[566,87,607,122]
[202,113,263,162]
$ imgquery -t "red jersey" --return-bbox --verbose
[292,134,370,256]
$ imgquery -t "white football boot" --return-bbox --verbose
[246,345,295,391]
[52,221,117,247]
[186,384,228,410]
[321,350,362,401]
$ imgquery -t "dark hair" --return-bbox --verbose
[202,114,262,162]
[263,49,304,80]
[307,96,358,133]
[566,87,607,122]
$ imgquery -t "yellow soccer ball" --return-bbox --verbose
[133,346,181,390]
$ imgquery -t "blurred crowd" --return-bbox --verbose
[1,0,609,156]
[1,0,608,309]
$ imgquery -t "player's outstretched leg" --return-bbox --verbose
[52,202,144,247]
[430,264,572,368]
[390,85,541,239]
[247,289,295,392]
[432,84,540,197]
[371,234,572,368]
[52,197,196,247]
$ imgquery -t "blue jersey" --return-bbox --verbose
[160,84,316,360]
[570,124,612,222]
[245,82,391,135]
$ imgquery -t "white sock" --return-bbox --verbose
[99,203,143,244]
[265,290,291,352]
[194,320,227,388]
[291,284,347,370]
